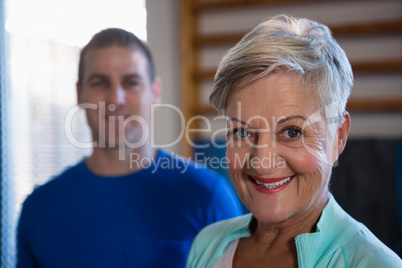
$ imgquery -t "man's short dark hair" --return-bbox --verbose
[77,28,155,87]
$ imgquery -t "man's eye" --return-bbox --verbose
[282,128,302,138]
[91,80,105,87]
[127,80,140,87]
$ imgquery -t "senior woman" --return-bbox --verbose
[186,15,402,268]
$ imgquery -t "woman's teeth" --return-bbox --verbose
[254,176,292,189]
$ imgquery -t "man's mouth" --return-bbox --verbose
[104,114,127,121]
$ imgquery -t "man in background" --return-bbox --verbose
[17,28,242,267]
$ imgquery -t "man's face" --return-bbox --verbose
[77,46,160,148]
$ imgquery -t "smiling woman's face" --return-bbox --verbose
[225,73,344,225]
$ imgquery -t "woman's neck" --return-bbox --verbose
[234,194,329,268]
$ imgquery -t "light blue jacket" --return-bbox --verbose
[187,194,402,267]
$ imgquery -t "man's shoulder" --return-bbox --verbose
[42,160,85,186]
[24,161,86,204]
[155,150,226,182]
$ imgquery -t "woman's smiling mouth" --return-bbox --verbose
[249,175,295,193]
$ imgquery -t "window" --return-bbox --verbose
[1,0,147,265]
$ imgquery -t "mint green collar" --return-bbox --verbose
[295,194,362,267]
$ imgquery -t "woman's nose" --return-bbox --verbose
[251,135,282,174]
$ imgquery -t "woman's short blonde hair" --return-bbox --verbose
[210,14,353,120]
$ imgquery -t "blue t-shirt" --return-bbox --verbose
[17,150,243,268]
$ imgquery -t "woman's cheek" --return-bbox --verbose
[301,122,338,165]
[226,146,249,174]
[226,148,240,172]
[283,147,322,175]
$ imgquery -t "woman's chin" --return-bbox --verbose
[249,204,295,225]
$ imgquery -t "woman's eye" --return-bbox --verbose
[232,128,250,138]
[282,128,302,139]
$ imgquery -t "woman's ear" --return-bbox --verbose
[337,111,351,156]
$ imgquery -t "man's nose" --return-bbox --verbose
[108,84,126,106]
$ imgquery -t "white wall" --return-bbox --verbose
[147,0,182,154]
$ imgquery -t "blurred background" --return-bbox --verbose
[0,0,401,266]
